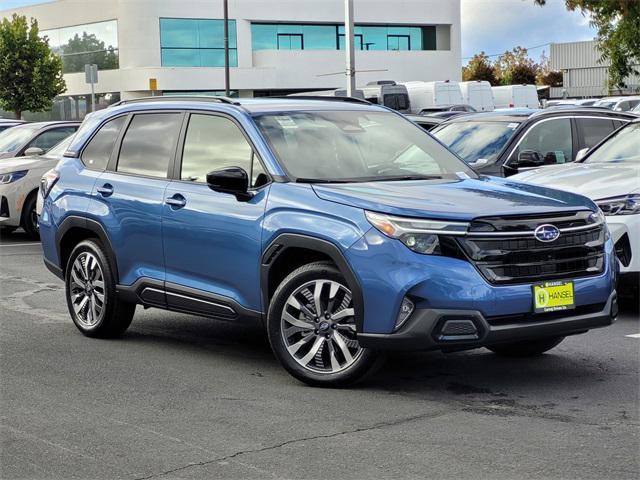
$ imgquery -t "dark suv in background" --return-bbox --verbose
[432,108,637,176]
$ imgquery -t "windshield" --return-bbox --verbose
[585,123,640,164]
[253,110,476,182]
[0,124,40,154]
[432,120,519,164]
[45,134,75,157]
[596,101,616,109]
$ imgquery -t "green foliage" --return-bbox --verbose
[536,51,563,87]
[58,31,118,73]
[494,47,538,85]
[462,52,498,85]
[0,14,65,119]
[535,0,640,91]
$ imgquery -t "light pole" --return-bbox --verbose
[344,0,356,96]
[223,0,230,97]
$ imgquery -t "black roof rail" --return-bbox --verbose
[110,95,241,107]
[268,95,372,105]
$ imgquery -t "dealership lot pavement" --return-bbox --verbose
[1,232,638,480]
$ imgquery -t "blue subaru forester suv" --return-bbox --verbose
[39,97,618,386]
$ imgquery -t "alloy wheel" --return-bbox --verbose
[280,279,363,374]
[69,252,105,327]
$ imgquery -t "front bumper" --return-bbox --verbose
[358,290,617,351]
[607,214,640,274]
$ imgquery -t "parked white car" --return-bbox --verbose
[594,96,640,112]
[0,135,74,239]
[511,119,640,280]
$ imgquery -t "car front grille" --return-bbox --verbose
[457,211,606,285]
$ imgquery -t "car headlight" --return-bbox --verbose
[0,170,28,184]
[596,194,640,216]
[365,211,469,255]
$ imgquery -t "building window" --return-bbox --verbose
[252,23,439,51]
[41,20,119,73]
[160,18,237,67]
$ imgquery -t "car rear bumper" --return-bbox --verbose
[358,290,617,351]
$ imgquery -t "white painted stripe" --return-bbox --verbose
[625,333,640,339]
[0,242,41,247]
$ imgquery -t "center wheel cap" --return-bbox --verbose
[318,321,331,332]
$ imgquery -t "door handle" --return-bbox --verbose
[97,183,113,196]
[165,194,186,209]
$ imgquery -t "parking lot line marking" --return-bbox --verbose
[625,333,640,339]
[0,242,41,247]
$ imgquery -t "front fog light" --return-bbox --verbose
[395,297,415,331]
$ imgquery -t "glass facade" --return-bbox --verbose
[41,20,119,74]
[252,23,437,51]
[160,18,237,67]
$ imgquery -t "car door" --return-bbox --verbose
[162,112,270,316]
[503,117,575,176]
[92,112,184,287]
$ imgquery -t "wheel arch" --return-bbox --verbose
[56,216,118,281]
[261,233,364,332]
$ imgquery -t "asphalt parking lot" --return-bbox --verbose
[1,231,638,480]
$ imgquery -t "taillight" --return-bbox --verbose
[40,169,59,199]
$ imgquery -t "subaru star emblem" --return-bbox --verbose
[534,224,560,243]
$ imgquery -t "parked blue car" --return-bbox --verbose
[38,97,618,386]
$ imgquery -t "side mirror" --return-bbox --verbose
[206,166,250,197]
[575,147,589,162]
[516,150,542,168]
[24,147,44,156]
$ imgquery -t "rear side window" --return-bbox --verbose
[578,118,615,149]
[81,116,126,170]
[384,94,409,111]
[29,127,77,152]
[116,113,182,178]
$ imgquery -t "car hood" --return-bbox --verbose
[0,155,57,174]
[311,176,596,221]
[512,162,640,200]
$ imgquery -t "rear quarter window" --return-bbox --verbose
[81,116,126,171]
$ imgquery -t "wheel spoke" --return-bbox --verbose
[286,295,301,310]
[332,332,354,364]
[74,295,89,316]
[299,336,325,366]
[327,341,341,372]
[283,311,314,330]
[332,308,354,321]
[287,333,315,356]
[313,280,324,316]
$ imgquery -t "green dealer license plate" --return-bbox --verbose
[533,281,575,313]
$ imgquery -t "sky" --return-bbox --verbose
[2,0,597,63]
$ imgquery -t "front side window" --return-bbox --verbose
[254,111,476,181]
[511,118,573,166]
[181,114,265,187]
[28,127,77,152]
[160,18,238,67]
[116,113,182,178]
[81,116,126,170]
[585,123,640,164]
[432,121,519,164]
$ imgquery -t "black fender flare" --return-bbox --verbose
[260,233,365,332]
[55,215,118,281]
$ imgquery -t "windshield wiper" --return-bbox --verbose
[368,174,443,182]
[295,178,357,184]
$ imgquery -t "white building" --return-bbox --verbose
[2,0,461,119]
[550,40,640,98]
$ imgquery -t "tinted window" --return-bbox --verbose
[578,118,615,149]
[181,114,264,186]
[81,116,126,170]
[160,18,237,67]
[117,113,182,177]
[433,121,519,164]
[512,118,573,165]
[383,93,409,111]
[28,127,77,151]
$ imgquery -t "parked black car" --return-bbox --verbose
[431,108,637,176]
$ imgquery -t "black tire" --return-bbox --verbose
[486,336,565,357]
[65,239,135,338]
[267,261,379,387]
[20,192,39,240]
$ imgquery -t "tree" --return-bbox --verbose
[462,52,498,85]
[494,46,539,85]
[59,32,118,73]
[0,14,65,119]
[536,51,563,86]
[535,0,640,91]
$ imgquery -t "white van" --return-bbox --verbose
[459,81,494,111]
[401,81,464,114]
[492,85,539,109]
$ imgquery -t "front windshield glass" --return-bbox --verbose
[46,134,75,157]
[596,101,616,109]
[585,123,640,164]
[253,110,476,181]
[0,124,40,154]
[432,120,519,164]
